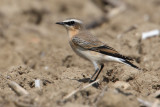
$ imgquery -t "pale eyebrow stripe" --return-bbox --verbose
[63,19,82,23]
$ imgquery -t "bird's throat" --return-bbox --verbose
[68,29,80,39]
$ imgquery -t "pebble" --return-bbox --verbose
[113,81,131,90]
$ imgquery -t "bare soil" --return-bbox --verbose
[0,0,160,107]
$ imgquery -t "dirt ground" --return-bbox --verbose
[0,0,160,107]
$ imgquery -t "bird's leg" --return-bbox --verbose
[93,64,104,81]
[89,61,99,82]
[89,62,104,82]
[90,68,99,82]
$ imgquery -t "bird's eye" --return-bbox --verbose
[70,21,75,25]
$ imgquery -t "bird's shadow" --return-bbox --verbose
[77,78,90,83]
[76,78,100,88]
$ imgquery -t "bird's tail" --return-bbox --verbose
[120,59,141,70]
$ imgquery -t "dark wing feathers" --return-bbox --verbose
[89,45,133,61]
[120,59,141,70]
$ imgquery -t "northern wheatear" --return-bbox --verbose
[56,19,140,82]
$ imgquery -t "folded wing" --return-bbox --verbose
[72,35,133,61]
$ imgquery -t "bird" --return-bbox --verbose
[56,18,140,82]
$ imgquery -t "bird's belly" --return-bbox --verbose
[74,48,105,62]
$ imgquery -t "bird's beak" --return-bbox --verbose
[56,22,64,25]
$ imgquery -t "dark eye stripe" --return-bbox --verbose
[64,21,75,26]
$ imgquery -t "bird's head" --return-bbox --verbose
[56,19,85,31]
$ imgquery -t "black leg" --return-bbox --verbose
[89,68,99,82]
[93,64,104,81]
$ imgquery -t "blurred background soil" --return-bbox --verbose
[0,0,160,107]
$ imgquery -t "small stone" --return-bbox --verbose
[44,66,49,70]
[113,81,131,90]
